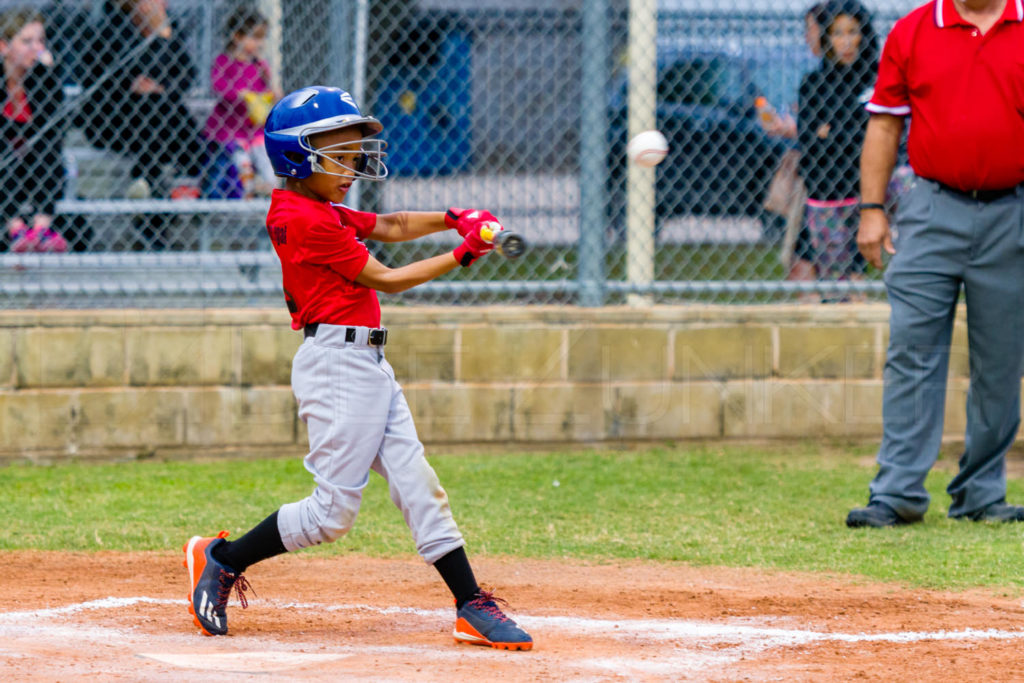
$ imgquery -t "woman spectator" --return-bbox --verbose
[758,2,830,297]
[0,8,67,252]
[797,0,879,295]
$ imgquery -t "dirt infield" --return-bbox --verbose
[2,551,1023,681]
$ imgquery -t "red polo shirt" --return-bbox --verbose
[265,189,381,330]
[867,0,1024,191]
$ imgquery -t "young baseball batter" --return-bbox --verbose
[183,85,532,651]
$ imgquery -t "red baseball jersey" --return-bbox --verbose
[867,0,1024,190]
[265,189,380,330]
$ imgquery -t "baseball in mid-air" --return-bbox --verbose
[627,130,669,167]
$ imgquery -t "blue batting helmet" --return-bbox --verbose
[264,86,387,180]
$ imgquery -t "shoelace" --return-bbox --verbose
[216,571,254,610]
[467,590,511,623]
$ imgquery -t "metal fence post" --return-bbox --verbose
[578,0,610,307]
[347,0,371,211]
[626,0,656,306]
[257,0,283,94]
[328,0,354,93]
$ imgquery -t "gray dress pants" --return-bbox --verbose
[869,178,1024,520]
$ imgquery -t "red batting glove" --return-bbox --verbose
[452,227,495,267]
[445,207,502,239]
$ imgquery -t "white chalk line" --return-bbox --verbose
[3,596,1024,645]
[3,597,1024,676]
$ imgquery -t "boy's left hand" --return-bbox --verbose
[452,229,495,267]
[445,208,503,239]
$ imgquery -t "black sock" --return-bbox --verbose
[211,510,287,573]
[433,546,479,609]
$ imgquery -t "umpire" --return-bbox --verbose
[849,0,1024,527]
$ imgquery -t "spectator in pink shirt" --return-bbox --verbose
[202,5,280,198]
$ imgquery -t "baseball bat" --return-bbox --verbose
[479,223,527,260]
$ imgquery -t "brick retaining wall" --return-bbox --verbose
[0,305,973,462]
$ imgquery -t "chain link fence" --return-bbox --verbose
[0,0,917,307]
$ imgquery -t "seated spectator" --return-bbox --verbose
[76,0,207,249]
[202,4,281,199]
[0,8,67,253]
[77,0,203,201]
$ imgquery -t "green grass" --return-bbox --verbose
[2,442,1021,593]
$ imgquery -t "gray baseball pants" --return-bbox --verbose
[869,178,1024,520]
[277,324,464,563]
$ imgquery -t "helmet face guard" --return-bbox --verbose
[300,132,388,181]
[264,86,389,181]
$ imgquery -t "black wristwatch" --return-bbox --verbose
[858,202,886,212]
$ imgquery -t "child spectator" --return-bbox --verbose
[202,5,281,198]
[0,8,67,253]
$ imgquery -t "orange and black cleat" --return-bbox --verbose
[182,531,251,636]
[454,590,533,651]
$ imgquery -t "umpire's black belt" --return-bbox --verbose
[932,180,1021,203]
[304,323,388,346]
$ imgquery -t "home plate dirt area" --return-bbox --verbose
[2,552,1023,681]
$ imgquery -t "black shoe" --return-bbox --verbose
[846,502,911,528]
[965,500,1024,522]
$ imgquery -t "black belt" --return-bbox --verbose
[303,324,388,346]
[934,181,1019,203]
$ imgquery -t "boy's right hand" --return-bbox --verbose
[452,229,495,267]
